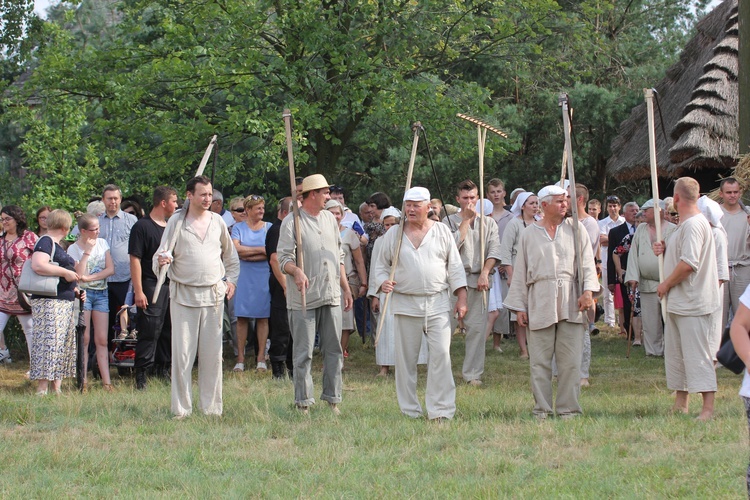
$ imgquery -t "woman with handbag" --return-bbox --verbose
[67,214,115,392]
[28,209,81,396]
[326,200,367,359]
[0,205,38,364]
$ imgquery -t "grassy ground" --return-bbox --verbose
[0,324,746,497]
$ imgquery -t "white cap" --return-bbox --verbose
[697,195,722,226]
[511,192,535,216]
[403,187,430,202]
[640,198,664,210]
[481,199,493,216]
[381,206,401,220]
[537,185,567,199]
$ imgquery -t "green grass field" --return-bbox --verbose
[0,325,746,497]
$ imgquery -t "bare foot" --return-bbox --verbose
[670,405,689,415]
[696,410,714,422]
[580,378,590,387]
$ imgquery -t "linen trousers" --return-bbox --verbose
[527,321,584,417]
[394,312,456,420]
[601,261,615,325]
[639,291,664,356]
[170,301,224,417]
[288,305,343,406]
[462,287,488,382]
[664,312,718,393]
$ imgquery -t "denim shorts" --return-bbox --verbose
[84,288,109,313]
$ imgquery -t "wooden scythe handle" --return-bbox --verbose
[283,109,306,313]
[374,123,421,347]
[644,89,666,321]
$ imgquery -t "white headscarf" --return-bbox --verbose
[511,191,535,217]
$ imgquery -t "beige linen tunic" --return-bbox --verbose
[503,219,599,331]
[624,222,677,293]
[498,216,526,267]
[720,207,750,266]
[663,214,720,316]
[372,221,466,316]
[444,214,502,288]
[277,209,344,310]
[156,212,239,306]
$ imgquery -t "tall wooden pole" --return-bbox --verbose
[644,89,666,321]
[740,0,750,154]
[477,125,487,311]
[374,123,421,347]
[283,109,306,313]
[559,94,584,299]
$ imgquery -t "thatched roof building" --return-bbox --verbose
[606,0,738,183]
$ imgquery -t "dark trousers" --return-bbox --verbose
[619,282,633,335]
[269,304,293,370]
[354,296,371,341]
[134,278,172,372]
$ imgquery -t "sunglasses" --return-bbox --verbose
[670,212,679,217]
[232,208,245,213]
[247,195,264,202]
[606,196,621,204]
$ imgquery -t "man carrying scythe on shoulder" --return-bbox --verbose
[276,174,353,416]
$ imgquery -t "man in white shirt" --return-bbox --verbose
[598,196,624,327]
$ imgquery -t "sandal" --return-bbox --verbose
[233,363,245,372]
[256,362,267,372]
[103,384,114,392]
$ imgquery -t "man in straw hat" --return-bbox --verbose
[654,177,720,421]
[277,174,353,415]
[373,186,467,421]
[443,179,501,386]
[504,185,599,419]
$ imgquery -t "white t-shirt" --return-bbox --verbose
[739,285,750,397]
[68,238,110,290]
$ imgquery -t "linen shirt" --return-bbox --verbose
[372,221,466,317]
[498,217,526,267]
[624,221,677,293]
[155,212,239,308]
[99,210,137,283]
[720,207,750,266]
[277,209,345,310]
[663,214,720,316]
[444,214,502,288]
[503,219,599,331]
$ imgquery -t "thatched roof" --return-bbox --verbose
[606,0,738,181]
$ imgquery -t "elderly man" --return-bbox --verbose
[719,177,750,330]
[374,187,467,421]
[655,177,720,421]
[210,189,236,228]
[504,185,598,419]
[443,180,501,386]
[155,176,239,418]
[625,199,676,357]
[277,174,353,415]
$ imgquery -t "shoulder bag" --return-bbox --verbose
[18,235,59,297]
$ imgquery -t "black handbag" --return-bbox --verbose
[717,326,745,375]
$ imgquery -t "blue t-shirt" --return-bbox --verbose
[31,236,77,301]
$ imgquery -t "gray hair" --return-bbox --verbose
[212,189,224,202]
[623,201,638,211]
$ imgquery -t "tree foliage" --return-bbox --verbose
[0,0,708,212]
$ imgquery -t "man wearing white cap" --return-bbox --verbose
[504,185,598,419]
[277,174,354,415]
[443,180,501,386]
[624,198,676,356]
[373,186,467,421]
